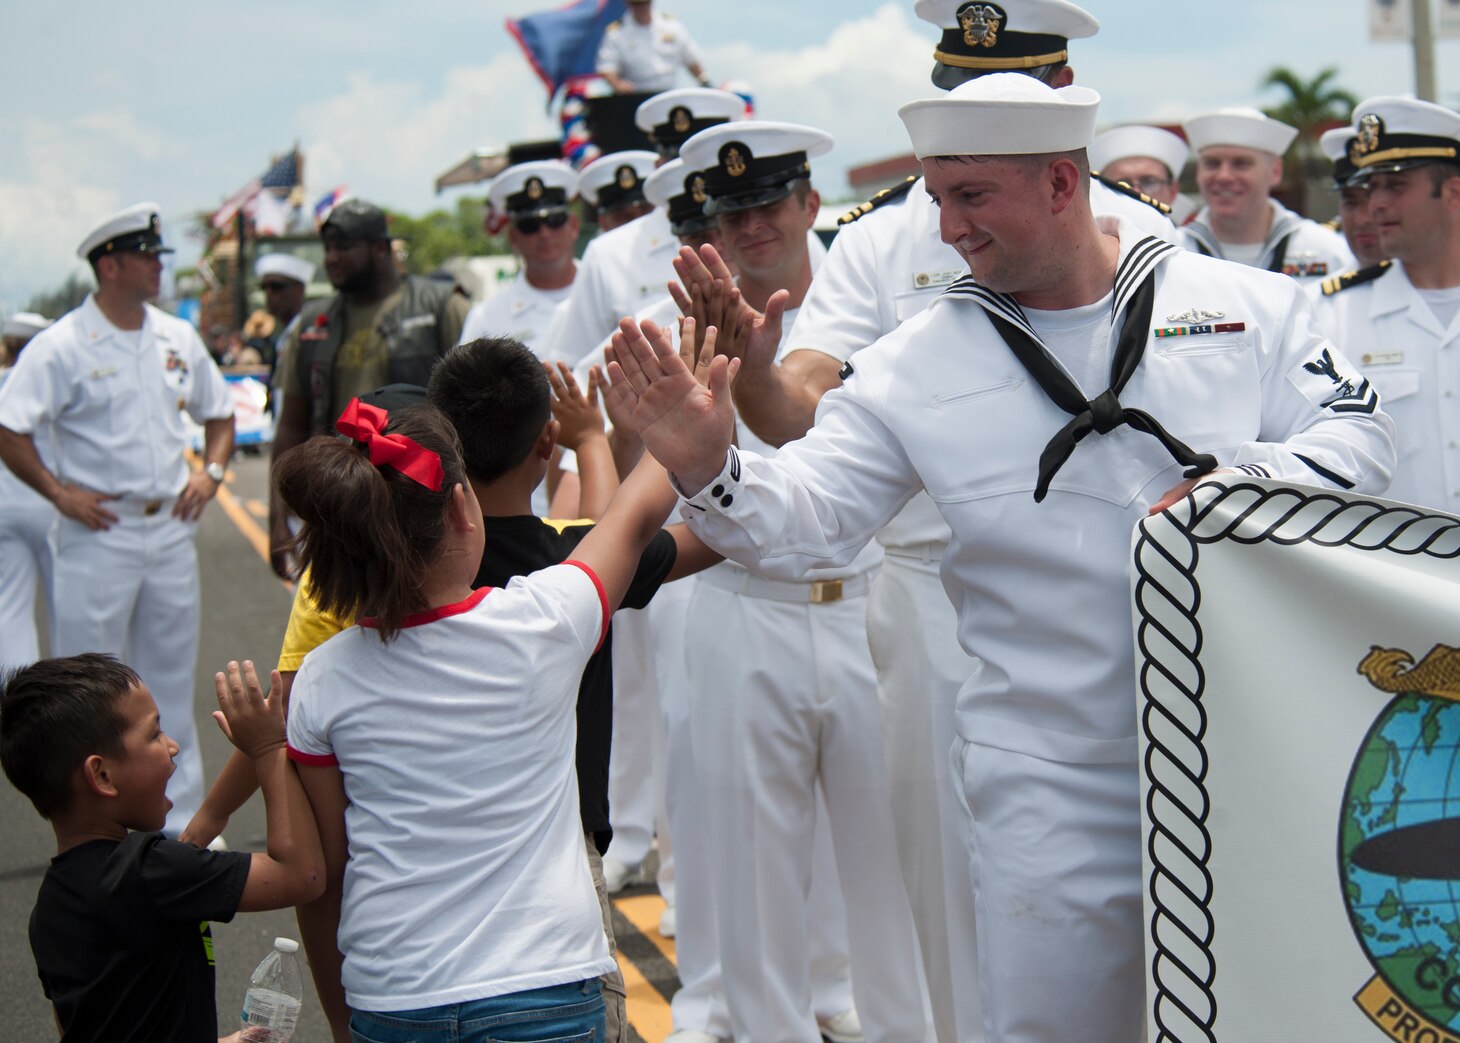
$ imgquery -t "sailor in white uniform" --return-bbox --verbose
[609,75,1396,1043]
[0,204,234,835]
[669,120,927,1043]
[459,160,581,354]
[1089,124,1197,226]
[692,4,1175,1040]
[1310,96,1460,512]
[1180,106,1355,281]
[0,312,56,669]
[595,0,708,95]
[1316,125,1388,270]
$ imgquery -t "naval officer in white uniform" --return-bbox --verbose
[1180,106,1355,281]
[459,160,581,355]
[609,75,1396,1043]
[1089,124,1196,225]
[546,89,747,368]
[1311,96,1460,512]
[0,203,234,835]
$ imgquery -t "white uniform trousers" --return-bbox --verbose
[661,580,857,1037]
[954,741,1144,1043]
[867,551,983,1043]
[0,504,55,668]
[52,509,204,834]
[687,567,926,1043]
[606,605,668,873]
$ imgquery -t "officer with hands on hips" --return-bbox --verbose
[611,73,1396,1043]
[0,202,234,835]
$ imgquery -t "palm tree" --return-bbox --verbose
[1260,66,1360,216]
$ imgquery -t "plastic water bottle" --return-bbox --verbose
[239,937,303,1042]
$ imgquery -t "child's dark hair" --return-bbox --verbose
[275,403,467,641]
[0,654,140,819]
[427,337,551,484]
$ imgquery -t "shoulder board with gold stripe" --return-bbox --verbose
[1320,260,1393,297]
[1091,171,1173,216]
[838,175,920,226]
[1323,216,1341,233]
[605,19,621,31]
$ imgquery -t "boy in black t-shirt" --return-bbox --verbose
[0,654,324,1041]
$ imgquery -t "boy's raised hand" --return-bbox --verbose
[545,361,606,451]
[212,661,286,761]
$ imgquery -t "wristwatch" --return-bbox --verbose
[204,462,225,483]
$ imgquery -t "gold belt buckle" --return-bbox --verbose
[809,579,843,604]
[143,499,164,516]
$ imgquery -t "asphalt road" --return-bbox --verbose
[0,453,679,1042]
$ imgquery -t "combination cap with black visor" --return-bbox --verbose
[77,203,176,265]
[678,121,833,218]
[635,87,748,158]
[578,150,659,216]
[488,160,579,233]
[1344,96,1460,182]
[914,0,1100,90]
[645,158,716,237]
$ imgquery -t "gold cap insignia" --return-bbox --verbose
[1350,113,1383,163]
[617,165,638,190]
[526,177,544,201]
[671,106,692,134]
[723,145,748,178]
[957,2,1004,48]
[690,175,707,204]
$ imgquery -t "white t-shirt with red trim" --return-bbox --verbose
[286,561,614,1010]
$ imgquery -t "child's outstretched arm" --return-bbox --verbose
[547,361,618,520]
[576,318,734,610]
[211,661,325,911]
[180,671,296,848]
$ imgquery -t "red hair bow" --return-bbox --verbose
[335,399,445,491]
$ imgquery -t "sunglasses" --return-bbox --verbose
[259,280,295,292]
[512,212,570,235]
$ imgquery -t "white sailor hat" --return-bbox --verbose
[3,312,52,340]
[915,0,1099,90]
[679,121,833,217]
[1089,125,1189,180]
[1345,95,1460,180]
[1319,126,1359,186]
[1183,107,1297,157]
[488,160,579,217]
[636,88,748,157]
[899,72,1099,159]
[645,158,717,237]
[255,253,315,286]
[578,150,659,214]
[77,202,175,264]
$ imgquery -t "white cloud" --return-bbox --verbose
[704,3,932,198]
[294,53,560,212]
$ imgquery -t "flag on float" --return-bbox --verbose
[313,186,349,226]
[506,0,628,97]
[252,189,290,237]
[212,149,301,229]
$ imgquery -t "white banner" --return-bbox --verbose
[1373,0,1460,38]
[1131,478,1460,1043]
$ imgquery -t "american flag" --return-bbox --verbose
[212,149,301,230]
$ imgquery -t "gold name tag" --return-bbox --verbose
[913,269,962,290]
[1361,351,1404,366]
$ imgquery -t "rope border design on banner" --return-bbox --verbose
[1131,480,1460,1043]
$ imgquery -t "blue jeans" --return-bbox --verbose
[349,978,605,1043]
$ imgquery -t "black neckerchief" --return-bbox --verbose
[942,235,1217,502]
[1266,234,1290,274]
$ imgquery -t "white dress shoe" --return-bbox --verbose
[818,1008,864,1043]
[658,903,677,938]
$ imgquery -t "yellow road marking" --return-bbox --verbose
[613,892,674,1042]
[245,497,268,519]
[617,945,674,1043]
[616,893,677,965]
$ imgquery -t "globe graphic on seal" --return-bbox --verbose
[1341,663,1460,1035]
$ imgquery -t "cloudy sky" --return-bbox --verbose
[2,0,1456,314]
